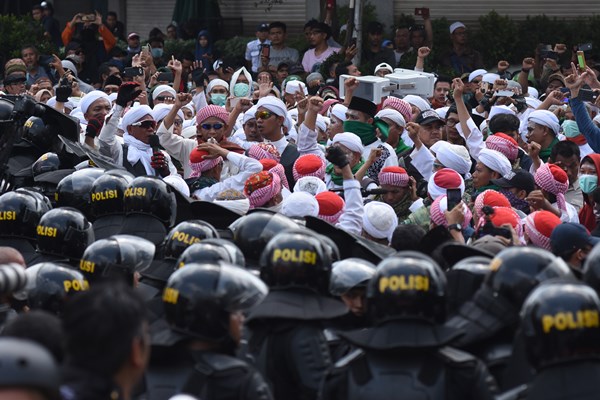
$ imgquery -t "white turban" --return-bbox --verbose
[403,95,431,112]
[332,132,364,154]
[482,73,500,84]
[206,79,229,93]
[428,168,465,200]
[431,141,472,176]
[108,92,118,103]
[164,174,190,197]
[243,105,259,124]
[151,85,176,101]
[478,148,514,179]
[525,97,542,109]
[330,104,348,122]
[315,114,328,132]
[449,21,466,34]
[528,110,560,135]
[151,104,184,123]
[229,67,253,97]
[281,191,319,218]
[293,176,327,196]
[527,87,539,99]
[285,80,308,96]
[362,201,398,242]
[182,102,195,115]
[256,96,287,117]
[121,104,153,129]
[376,108,406,128]
[181,125,197,139]
[80,90,110,115]
[468,69,487,82]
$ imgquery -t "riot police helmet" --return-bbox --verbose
[0,190,48,240]
[330,258,376,297]
[163,220,219,260]
[36,207,94,260]
[123,176,177,228]
[55,168,105,218]
[89,171,133,219]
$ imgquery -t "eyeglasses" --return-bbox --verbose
[255,110,276,120]
[201,123,224,130]
[156,96,175,102]
[131,120,157,129]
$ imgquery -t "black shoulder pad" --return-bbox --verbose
[437,346,477,366]
[198,352,249,373]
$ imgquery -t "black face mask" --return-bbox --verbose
[308,83,323,96]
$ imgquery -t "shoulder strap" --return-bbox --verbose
[122,144,148,177]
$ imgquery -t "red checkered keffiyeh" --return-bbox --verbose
[260,159,289,190]
[244,171,282,209]
[378,166,409,187]
[382,96,413,124]
[248,142,281,162]
[293,154,326,181]
[196,104,229,125]
[524,210,562,250]
[534,163,569,213]
[486,133,519,161]
[315,191,345,224]
[473,190,511,220]
[430,195,472,228]
[189,148,223,178]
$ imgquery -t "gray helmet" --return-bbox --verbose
[329,258,376,296]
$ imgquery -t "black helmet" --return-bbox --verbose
[521,281,600,369]
[89,171,133,219]
[163,262,268,341]
[0,190,47,240]
[15,188,52,214]
[260,231,330,294]
[282,227,341,266]
[367,255,447,324]
[0,337,59,397]
[229,211,298,264]
[79,235,155,286]
[176,242,234,269]
[25,262,89,316]
[31,152,60,177]
[484,247,572,310]
[0,97,14,120]
[23,116,54,151]
[163,220,219,260]
[330,258,376,296]
[202,238,246,267]
[56,168,105,218]
[123,176,177,228]
[582,243,600,295]
[36,207,94,260]
[446,256,491,315]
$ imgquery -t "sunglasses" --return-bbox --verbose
[156,96,175,102]
[201,123,224,130]
[131,120,157,129]
[255,110,276,120]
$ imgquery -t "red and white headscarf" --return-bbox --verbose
[524,210,562,250]
[486,133,519,162]
[473,190,511,220]
[383,96,413,123]
[378,166,409,187]
[196,104,230,125]
[244,171,282,209]
[427,168,465,200]
[189,148,223,178]
[430,195,472,229]
[248,142,281,162]
[315,191,345,224]
[293,154,326,181]
[534,163,569,213]
[474,206,523,240]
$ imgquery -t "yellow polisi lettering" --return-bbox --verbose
[379,275,430,293]
[24,120,34,129]
[79,259,95,274]
[542,310,600,333]
[171,231,201,245]
[63,279,89,292]
[37,225,57,237]
[271,249,317,265]
[0,211,16,220]
[163,288,179,304]
[91,190,118,202]
[124,187,147,197]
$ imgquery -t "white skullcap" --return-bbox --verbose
[107,92,118,103]
[432,141,472,176]
[435,106,450,120]
[182,125,197,139]
[151,85,176,101]
[528,110,560,135]
[315,114,328,132]
[525,97,542,109]
[428,168,465,200]
[374,63,393,75]
[285,80,308,96]
[527,87,539,99]
[206,79,229,93]
[281,191,320,218]
[482,73,500,84]
[449,21,466,34]
[151,104,184,122]
[293,176,327,196]
[376,108,406,128]
[121,104,153,129]
[243,105,259,124]
[332,132,364,154]
[362,201,398,242]
[478,148,514,179]
[229,66,253,97]
[330,104,348,122]
[256,96,288,117]
[403,95,431,112]
[468,69,487,82]
[488,105,515,121]
[80,90,110,115]
[164,174,190,197]
[182,102,195,113]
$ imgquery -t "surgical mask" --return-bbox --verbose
[233,82,250,97]
[579,174,598,194]
[151,48,163,58]
[210,93,227,106]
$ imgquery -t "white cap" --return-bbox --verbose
[374,63,393,75]
[468,69,487,82]
[482,73,500,85]
[449,21,466,34]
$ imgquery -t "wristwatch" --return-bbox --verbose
[448,223,462,232]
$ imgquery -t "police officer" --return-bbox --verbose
[320,255,497,400]
[146,262,273,400]
[445,247,573,390]
[513,281,600,399]
[242,231,348,400]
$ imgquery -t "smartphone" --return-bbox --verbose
[82,14,95,22]
[577,50,587,72]
[230,97,241,108]
[124,67,143,77]
[579,43,593,52]
[541,50,559,60]
[261,44,270,58]
[579,88,599,103]
[414,7,424,15]
[157,72,173,82]
[446,188,462,212]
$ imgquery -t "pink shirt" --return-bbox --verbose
[302,46,339,72]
